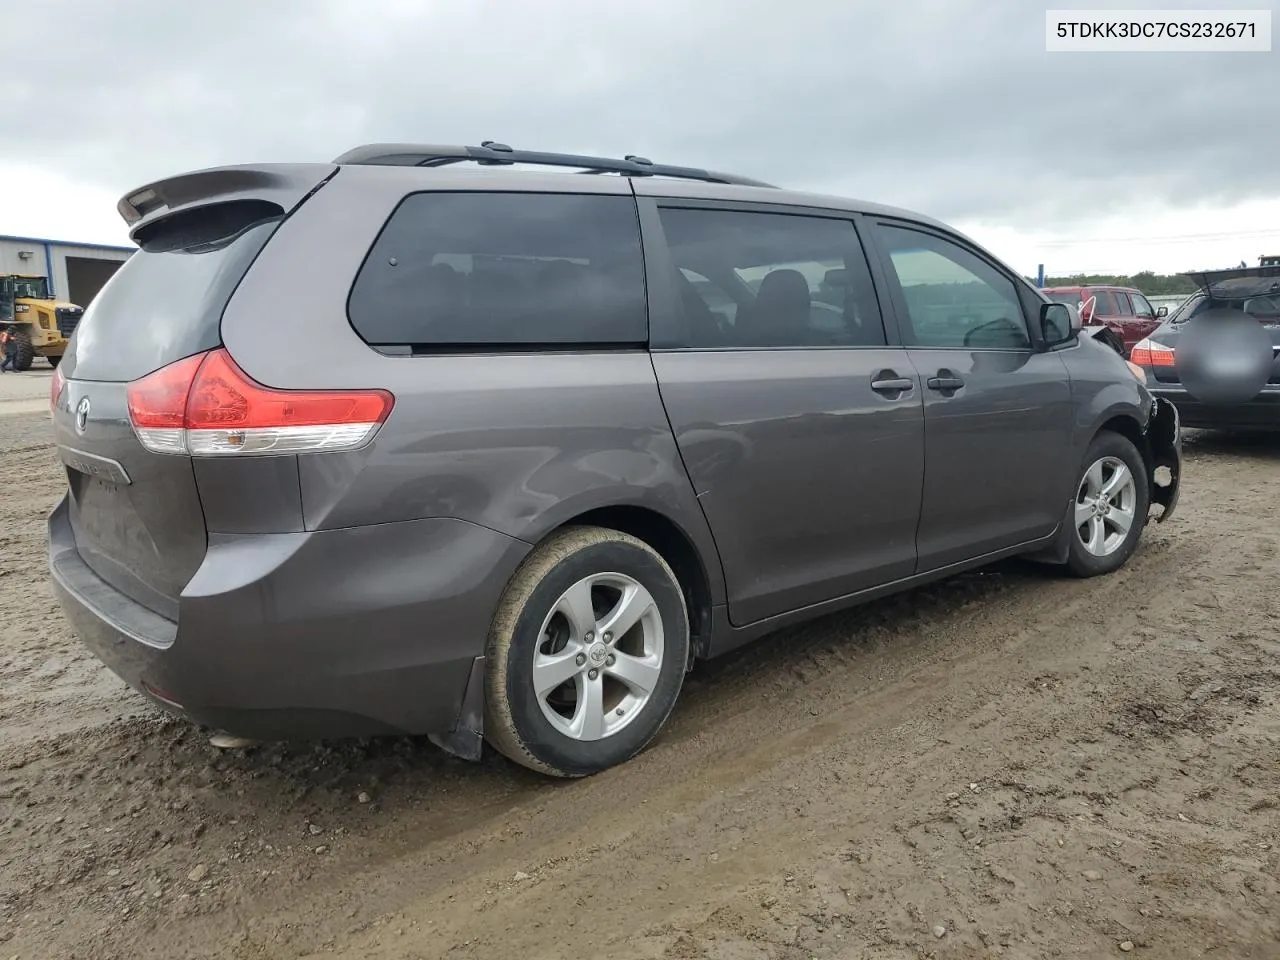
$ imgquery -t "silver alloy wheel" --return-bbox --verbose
[532,572,664,741]
[1074,455,1138,557]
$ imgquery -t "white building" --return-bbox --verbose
[0,233,133,307]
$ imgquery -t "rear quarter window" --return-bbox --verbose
[347,192,648,348]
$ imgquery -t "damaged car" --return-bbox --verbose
[1130,265,1280,429]
[48,142,1182,778]
[1042,283,1165,358]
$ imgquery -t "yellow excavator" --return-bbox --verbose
[0,274,83,370]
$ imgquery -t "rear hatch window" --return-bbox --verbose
[64,199,283,383]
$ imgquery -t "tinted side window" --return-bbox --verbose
[657,208,886,348]
[349,193,647,347]
[1130,292,1154,317]
[1114,292,1134,315]
[1090,290,1119,316]
[876,225,1030,349]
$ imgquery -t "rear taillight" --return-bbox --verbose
[126,349,394,456]
[127,353,206,454]
[1130,338,1175,368]
[50,365,66,411]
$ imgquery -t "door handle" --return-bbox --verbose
[870,373,914,395]
[926,374,965,391]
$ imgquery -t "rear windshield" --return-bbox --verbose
[1174,294,1280,323]
[65,202,280,382]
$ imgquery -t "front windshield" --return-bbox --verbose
[1044,292,1081,306]
[10,277,50,299]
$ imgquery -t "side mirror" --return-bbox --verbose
[1156,305,1169,318]
[1040,302,1078,346]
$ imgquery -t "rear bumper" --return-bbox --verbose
[49,495,529,740]
[1149,386,1280,430]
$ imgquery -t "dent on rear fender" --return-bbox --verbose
[1145,398,1181,522]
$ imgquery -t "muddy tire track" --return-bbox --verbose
[1,417,1278,960]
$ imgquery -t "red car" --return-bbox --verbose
[1040,285,1166,357]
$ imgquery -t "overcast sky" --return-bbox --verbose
[3,0,1277,276]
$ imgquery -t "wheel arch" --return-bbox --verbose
[1095,411,1147,460]
[1080,409,1158,528]
[1026,407,1152,567]
[551,503,717,663]
[1093,404,1180,522]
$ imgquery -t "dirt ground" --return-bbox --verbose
[1,408,1277,960]
[0,366,53,418]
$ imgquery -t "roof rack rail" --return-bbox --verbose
[331,141,776,188]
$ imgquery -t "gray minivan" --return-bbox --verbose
[48,143,1182,777]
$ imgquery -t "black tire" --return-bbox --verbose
[1064,431,1150,578]
[484,525,690,778]
[10,330,34,371]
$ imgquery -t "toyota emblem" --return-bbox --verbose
[75,396,91,435]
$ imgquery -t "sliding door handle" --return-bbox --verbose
[926,375,965,391]
[870,369,915,398]
[871,376,915,393]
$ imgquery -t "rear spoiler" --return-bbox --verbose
[117,163,338,243]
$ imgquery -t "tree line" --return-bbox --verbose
[1023,271,1199,296]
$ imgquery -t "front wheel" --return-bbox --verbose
[484,526,690,777]
[1064,432,1150,578]
[10,330,34,372]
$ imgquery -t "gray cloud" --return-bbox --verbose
[6,0,1277,233]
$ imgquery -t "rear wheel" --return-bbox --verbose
[1064,431,1149,577]
[10,330,34,371]
[484,526,689,777]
